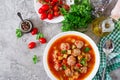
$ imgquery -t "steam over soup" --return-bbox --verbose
[47,35,95,80]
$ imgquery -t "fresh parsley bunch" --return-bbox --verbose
[61,0,93,31]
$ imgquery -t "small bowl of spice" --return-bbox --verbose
[17,12,33,33]
[19,19,33,33]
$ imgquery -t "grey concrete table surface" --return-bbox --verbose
[0,0,120,80]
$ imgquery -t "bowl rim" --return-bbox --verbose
[43,31,100,80]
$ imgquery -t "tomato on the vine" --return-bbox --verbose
[31,28,38,35]
[50,1,55,6]
[38,8,44,14]
[63,4,70,11]
[41,4,49,11]
[47,9,53,14]
[53,5,59,11]
[52,0,58,3]
[59,0,63,5]
[38,0,70,20]
[48,13,54,20]
[41,13,47,20]
[54,11,60,17]
[28,42,36,49]
[39,38,46,44]
[45,0,49,2]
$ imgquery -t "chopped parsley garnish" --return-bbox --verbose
[62,65,67,70]
[80,58,87,66]
[84,47,90,53]
[61,50,67,54]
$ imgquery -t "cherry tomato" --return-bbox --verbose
[41,13,47,20]
[63,4,70,11]
[50,1,55,6]
[38,8,44,14]
[47,9,53,14]
[31,28,38,35]
[59,0,63,5]
[52,0,58,3]
[41,4,49,11]
[28,42,36,49]
[39,38,46,44]
[53,5,59,11]
[48,13,53,20]
[45,0,49,2]
[54,11,60,17]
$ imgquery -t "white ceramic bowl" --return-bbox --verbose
[43,31,100,80]
[34,0,64,23]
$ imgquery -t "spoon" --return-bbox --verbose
[101,39,114,80]
[17,12,24,22]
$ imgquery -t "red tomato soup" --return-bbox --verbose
[47,35,95,80]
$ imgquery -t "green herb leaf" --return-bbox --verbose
[60,8,68,15]
[61,0,93,32]
[36,32,44,40]
[84,47,90,53]
[62,65,67,70]
[32,55,39,64]
[16,29,22,38]
[74,0,82,4]
[61,50,67,54]
[80,58,87,66]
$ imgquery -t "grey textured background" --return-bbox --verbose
[0,0,119,80]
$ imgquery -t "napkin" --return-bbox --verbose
[93,23,120,80]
